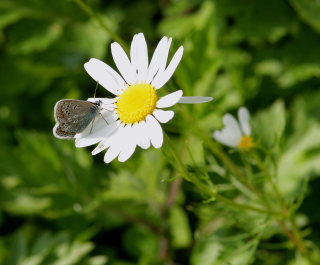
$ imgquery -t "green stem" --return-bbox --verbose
[288,216,316,264]
[251,152,314,263]
[179,106,244,178]
[215,194,270,214]
[164,133,270,214]
[179,107,275,206]
[172,88,312,262]
[73,0,129,52]
[252,151,287,212]
[164,133,214,196]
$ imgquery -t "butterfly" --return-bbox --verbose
[53,99,102,139]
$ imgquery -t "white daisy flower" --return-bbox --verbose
[75,33,212,163]
[213,107,255,150]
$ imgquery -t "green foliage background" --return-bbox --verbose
[1,0,320,264]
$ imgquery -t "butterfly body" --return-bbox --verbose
[53,99,102,139]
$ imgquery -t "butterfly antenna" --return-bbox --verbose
[94,81,99,98]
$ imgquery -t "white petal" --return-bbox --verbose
[223,114,242,139]
[213,130,238,147]
[104,144,122,163]
[87,98,116,104]
[87,98,117,111]
[128,123,142,148]
[91,124,124,155]
[152,46,184,89]
[130,33,148,82]
[238,107,251,135]
[111,42,137,84]
[131,123,143,148]
[115,124,137,162]
[135,122,151,149]
[153,109,174,123]
[120,124,136,148]
[75,137,101,148]
[87,59,126,91]
[213,114,242,147]
[76,123,110,147]
[146,115,163,148]
[84,58,124,95]
[146,37,171,83]
[75,113,118,147]
[118,143,136,162]
[178,96,213,104]
[157,90,183,108]
[103,125,136,163]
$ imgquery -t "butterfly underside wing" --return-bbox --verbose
[53,99,101,139]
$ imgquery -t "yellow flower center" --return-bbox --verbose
[116,83,158,124]
[238,135,255,150]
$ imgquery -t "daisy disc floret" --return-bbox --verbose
[75,33,212,163]
[116,83,158,124]
[214,107,255,150]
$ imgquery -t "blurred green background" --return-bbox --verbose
[1,0,320,264]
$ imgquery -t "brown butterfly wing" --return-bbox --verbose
[53,123,76,139]
[53,100,100,139]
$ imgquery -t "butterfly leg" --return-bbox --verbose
[99,113,109,125]
[89,118,95,134]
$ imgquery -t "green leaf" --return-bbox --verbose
[191,239,221,265]
[278,121,320,196]
[169,206,192,248]
[252,100,286,150]
[3,228,106,265]
[7,19,63,55]
[215,0,298,43]
[191,234,259,265]
[6,231,27,265]
[159,1,214,38]
[3,194,52,215]
[123,226,158,264]
[52,241,94,265]
[290,0,320,32]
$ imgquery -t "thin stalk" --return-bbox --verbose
[179,106,276,211]
[215,194,272,214]
[164,133,270,214]
[252,151,287,212]
[179,107,313,261]
[288,217,315,264]
[179,106,244,178]
[252,153,314,263]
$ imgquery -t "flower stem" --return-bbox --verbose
[178,106,313,262]
[255,152,288,210]
[73,0,129,52]
[251,152,315,263]
[179,106,245,178]
[214,194,271,214]
[163,133,270,214]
